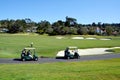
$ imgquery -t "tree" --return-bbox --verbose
[70,27,77,35]
[37,20,51,34]
[88,27,96,35]
[0,19,10,28]
[15,19,27,32]
[0,17,120,36]
[92,22,96,27]
[62,27,70,34]
[65,16,77,27]
[77,27,88,35]
[105,26,113,36]
[46,27,54,35]
[98,22,102,27]
[51,20,65,35]
[8,23,21,33]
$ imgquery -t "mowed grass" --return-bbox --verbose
[0,58,120,80]
[0,34,120,58]
[0,34,120,80]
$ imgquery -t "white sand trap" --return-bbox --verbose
[78,48,110,56]
[13,33,30,35]
[56,47,120,57]
[13,33,39,36]
[100,38,111,40]
[56,37,64,39]
[85,37,97,40]
[71,37,84,39]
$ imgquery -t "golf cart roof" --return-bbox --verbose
[24,48,36,50]
[68,46,77,49]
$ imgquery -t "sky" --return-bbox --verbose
[0,0,120,24]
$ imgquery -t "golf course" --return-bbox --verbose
[0,33,120,58]
[0,34,120,80]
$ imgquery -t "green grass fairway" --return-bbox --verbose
[0,34,120,58]
[0,58,120,80]
[0,34,120,80]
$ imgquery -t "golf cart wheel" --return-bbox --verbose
[34,58,38,61]
[22,58,25,61]
[67,57,70,59]
[77,56,80,59]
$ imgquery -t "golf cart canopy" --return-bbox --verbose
[68,46,77,49]
[24,48,36,50]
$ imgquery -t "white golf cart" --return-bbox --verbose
[56,46,80,59]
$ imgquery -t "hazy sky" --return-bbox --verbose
[0,0,119,24]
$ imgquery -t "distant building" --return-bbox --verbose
[26,26,37,33]
[32,27,37,32]
[96,27,100,33]
[0,28,9,33]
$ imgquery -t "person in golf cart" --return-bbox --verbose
[21,49,26,57]
[64,47,70,57]
[27,50,33,58]
[74,48,80,58]
[64,47,80,59]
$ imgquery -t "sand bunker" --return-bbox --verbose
[100,38,111,40]
[78,48,110,56]
[56,36,111,41]
[56,37,64,39]
[85,37,97,40]
[71,37,84,39]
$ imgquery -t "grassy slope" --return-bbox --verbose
[0,58,120,80]
[0,34,120,58]
[113,48,120,53]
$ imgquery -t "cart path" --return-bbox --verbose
[0,54,120,64]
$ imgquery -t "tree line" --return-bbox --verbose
[0,16,120,36]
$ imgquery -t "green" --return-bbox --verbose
[0,58,120,80]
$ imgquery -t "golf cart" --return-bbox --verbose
[21,48,38,61]
[56,46,80,59]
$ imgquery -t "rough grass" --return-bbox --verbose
[0,58,120,80]
[113,48,120,53]
[0,34,120,58]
